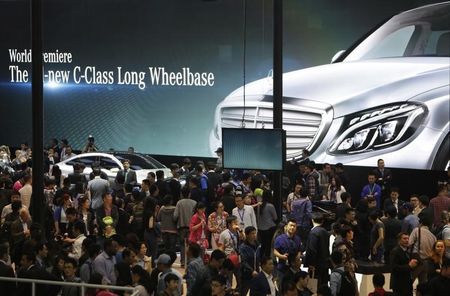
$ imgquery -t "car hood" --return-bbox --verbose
[225,57,450,117]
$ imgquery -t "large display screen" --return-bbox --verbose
[0,0,447,170]
[222,128,285,171]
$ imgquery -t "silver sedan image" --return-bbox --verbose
[210,2,450,170]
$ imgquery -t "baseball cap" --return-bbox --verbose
[156,253,171,265]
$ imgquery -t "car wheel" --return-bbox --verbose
[432,133,450,171]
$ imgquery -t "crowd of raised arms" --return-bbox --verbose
[0,141,449,296]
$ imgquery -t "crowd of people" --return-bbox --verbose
[0,142,449,296]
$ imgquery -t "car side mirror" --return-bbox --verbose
[331,50,346,63]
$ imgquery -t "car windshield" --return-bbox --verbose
[344,3,450,61]
[112,153,165,170]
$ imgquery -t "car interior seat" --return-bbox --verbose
[436,31,450,56]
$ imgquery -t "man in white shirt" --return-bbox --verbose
[68,221,87,260]
[18,175,32,209]
[232,194,257,231]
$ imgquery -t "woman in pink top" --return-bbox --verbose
[189,202,209,251]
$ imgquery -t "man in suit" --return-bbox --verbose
[383,187,405,217]
[17,252,59,296]
[250,256,277,296]
[390,232,418,296]
[0,242,15,294]
[303,212,330,288]
[10,208,32,264]
[115,159,137,186]
[373,159,392,196]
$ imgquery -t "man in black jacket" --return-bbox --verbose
[250,256,277,296]
[304,212,330,288]
[0,242,15,294]
[390,232,418,296]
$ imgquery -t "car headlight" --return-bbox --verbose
[329,103,427,154]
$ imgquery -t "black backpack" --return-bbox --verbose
[333,268,356,296]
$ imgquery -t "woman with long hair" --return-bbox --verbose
[131,265,152,296]
[326,176,346,203]
[189,202,209,252]
[425,240,445,281]
[257,190,278,257]
[208,201,229,250]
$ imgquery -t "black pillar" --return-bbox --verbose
[273,0,283,220]
[31,0,45,225]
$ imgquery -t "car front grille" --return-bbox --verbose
[220,101,329,158]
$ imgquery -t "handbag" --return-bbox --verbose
[307,269,318,293]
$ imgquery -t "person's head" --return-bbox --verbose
[64,257,77,279]
[147,172,156,183]
[65,207,78,223]
[386,206,398,219]
[23,174,32,185]
[187,243,201,259]
[194,202,206,215]
[189,177,200,189]
[432,240,445,257]
[260,256,274,274]
[368,172,376,184]
[389,187,399,200]
[245,226,257,243]
[409,194,419,208]
[122,248,137,265]
[121,159,130,171]
[102,192,113,208]
[214,201,224,214]
[282,280,298,296]
[368,210,380,223]
[340,225,354,241]
[163,273,179,292]
[294,183,302,194]
[210,275,227,296]
[323,163,332,174]
[419,195,429,207]
[103,238,118,257]
[377,159,385,169]
[234,194,244,209]
[331,251,343,267]
[209,249,226,270]
[294,270,309,289]
[226,215,239,231]
[10,191,21,203]
[330,176,342,188]
[80,196,90,210]
[161,194,172,207]
[441,211,450,225]
[156,253,172,271]
[88,243,101,259]
[131,265,152,292]
[372,273,385,288]
[398,232,409,248]
[419,211,432,227]
[170,163,179,177]
[311,212,324,225]
[156,170,165,181]
[286,219,297,237]
[20,252,35,269]
[367,196,377,209]
[344,207,356,221]
[138,242,148,257]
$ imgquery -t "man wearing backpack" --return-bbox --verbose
[329,251,357,296]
